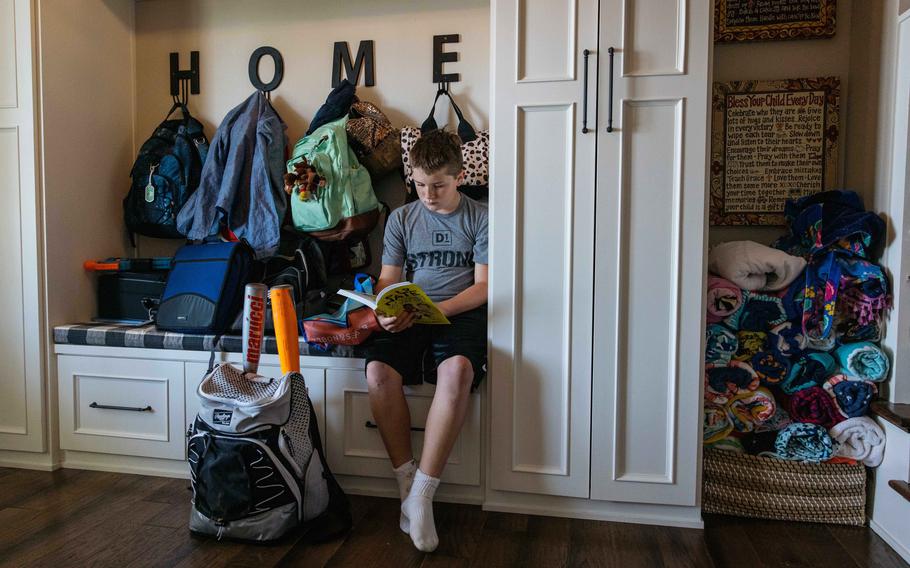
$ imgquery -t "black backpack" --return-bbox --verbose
[124,103,209,241]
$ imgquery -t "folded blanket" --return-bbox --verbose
[727,294,788,332]
[705,324,738,365]
[829,416,886,467]
[706,276,743,323]
[773,190,885,259]
[823,374,877,418]
[769,321,807,358]
[734,331,768,362]
[751,349,791,385]
[708,436,745,453]
[705,362,759,405]
[704,405,734,443]
[741,430,779,456]
[805,332,837,352]
[774,422,836,462]
[788,386,844,429]
[837,258,891,328]
[834,316,882,343]
[728,388,777,432]
[781,352,837,394]
[708,241,807,292]
[755,405,792,433]
[835,341,890,382]
[800,255,890,343]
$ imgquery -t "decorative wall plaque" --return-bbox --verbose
[715,0,836,43]
[710,77,840,226]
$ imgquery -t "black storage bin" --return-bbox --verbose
[96,271,167,323]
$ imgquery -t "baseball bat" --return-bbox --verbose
[270,284,300,374]
[242,283,268,374]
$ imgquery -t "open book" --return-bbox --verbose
[337,281,450,325]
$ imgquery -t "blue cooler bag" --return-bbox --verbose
[156,241,254,333]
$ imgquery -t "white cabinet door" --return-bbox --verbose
[0,0,44,452]
[58,356,185,459]
[591,0,711,505]
[489,0,598,497]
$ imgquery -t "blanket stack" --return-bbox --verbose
[703,191,890,467]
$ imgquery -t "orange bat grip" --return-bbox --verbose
[270,285,300,374]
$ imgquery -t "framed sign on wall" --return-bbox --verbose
[710,76,840,226]
[715,0,837,43]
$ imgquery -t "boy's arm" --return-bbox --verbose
[436,263,488,318]
[373,264,417,332]
[375,264,404,294]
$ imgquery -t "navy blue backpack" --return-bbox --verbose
[124,104,209,241]
[156,241,255,334]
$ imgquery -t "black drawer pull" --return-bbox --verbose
[90,402,152,412]
[365,420,424,432]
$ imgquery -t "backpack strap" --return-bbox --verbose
[420,89,478,143]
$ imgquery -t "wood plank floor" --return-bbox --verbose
[0,468,906,568]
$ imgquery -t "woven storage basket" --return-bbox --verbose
[702,448,867,525]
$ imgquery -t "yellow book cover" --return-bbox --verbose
[337,282,451,324]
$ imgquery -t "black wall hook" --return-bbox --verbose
[170,51,200,101]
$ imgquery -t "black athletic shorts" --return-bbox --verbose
[364,305,487,390]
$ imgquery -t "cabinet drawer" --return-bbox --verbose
[58,355,185,459]
[184,360,326,449]
[325,369,480,486]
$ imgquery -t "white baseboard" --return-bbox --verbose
[0,450,59,471]
[483,489,703,529]
[870,518,910,565]
[60,451,189,479]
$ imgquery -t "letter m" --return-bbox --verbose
[333,40,375,87]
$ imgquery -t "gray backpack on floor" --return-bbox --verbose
[187,363,351,542]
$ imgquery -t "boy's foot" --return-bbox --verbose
[393,459,417,533]
[402,469,440,552]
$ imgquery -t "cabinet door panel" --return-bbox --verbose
[489,0,597,498]
[0,0,43,452]
[592,0,711,505]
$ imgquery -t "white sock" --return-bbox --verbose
[401,469,440,552]
[392,459,417,532]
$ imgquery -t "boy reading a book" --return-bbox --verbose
[365,130,488,552]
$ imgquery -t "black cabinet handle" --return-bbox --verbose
[365,420,425,432]
[582,49,592,134]
[89,402,152,412]
[607,47,615,133]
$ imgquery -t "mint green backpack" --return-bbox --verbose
[286,117,380,241]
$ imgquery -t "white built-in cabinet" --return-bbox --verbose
[0,0,45,453]
[489,0,710,510]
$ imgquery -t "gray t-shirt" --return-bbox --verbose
[381,196,488,302]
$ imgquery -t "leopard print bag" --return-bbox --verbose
[401,89,489,200]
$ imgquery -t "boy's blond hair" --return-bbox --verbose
[409,129,463,176]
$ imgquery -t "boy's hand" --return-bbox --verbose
[377,310,416,333]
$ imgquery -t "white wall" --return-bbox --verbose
[133,0,490,258]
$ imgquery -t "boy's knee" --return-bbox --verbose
[366,361,403,391]
[437,356,475,393]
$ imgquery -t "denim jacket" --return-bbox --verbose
[177,91,288,259]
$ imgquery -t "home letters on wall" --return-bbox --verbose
[709,77,840,226]
[173,34,464,94]
[714,0,836,43]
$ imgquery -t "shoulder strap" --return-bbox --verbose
[420,90,478,143]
